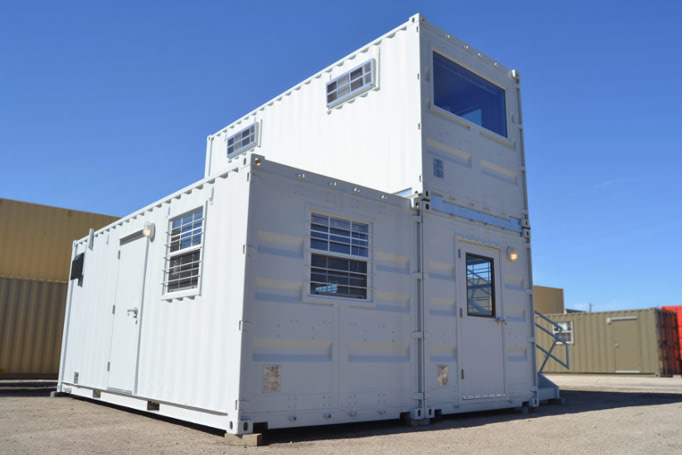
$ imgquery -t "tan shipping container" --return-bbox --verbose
[0,199,118,378]
[536,308,679,376]
[0,198,118,282]
[533,285,564,314]
[0,278,67,378]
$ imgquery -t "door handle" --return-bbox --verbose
[127,307,139,318]
[496,317,507,326]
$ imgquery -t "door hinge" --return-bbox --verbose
[458,249,461,259]
[117,250,121,259]
[461,369,464,380]
[411,331,424,339]
[459,308,463,318]
[411,392,425,400]
[411,271,423,280]
[112,305,116,315]
[106,361,110,371]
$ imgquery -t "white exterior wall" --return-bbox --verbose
[419,19,527,221]
[205,15,423,197]
[422,208,535,412]
[59,162,252,430]
[239,159,417,428]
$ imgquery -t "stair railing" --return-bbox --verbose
[535,311,570,374]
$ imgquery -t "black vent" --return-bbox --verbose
[70,253,84,280]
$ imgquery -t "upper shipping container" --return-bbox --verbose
[205,14,528,224]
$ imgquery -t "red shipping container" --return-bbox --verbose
[662,306,682,375]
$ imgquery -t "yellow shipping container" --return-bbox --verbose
[0,199,118,282]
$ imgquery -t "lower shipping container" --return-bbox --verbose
[57,154,540,434]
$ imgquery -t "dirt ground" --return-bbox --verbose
[1,376,681,454]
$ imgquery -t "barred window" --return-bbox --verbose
[326,60,375,107]
[310,213,369,299]
[164,208,204,293]
[553,321,574,344]
[227,124,257,157]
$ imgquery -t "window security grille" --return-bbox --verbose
[164,208,204,293]
[326,60,375,107]
[227,124,257,157]
[553,321,574,344]
[310,213,369,299]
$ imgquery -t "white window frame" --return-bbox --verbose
[305,212,373,304]
[429,48,511,143]
[326,59,376,108]
[553,321,574,344]
[162,206,206,299]
[226,123,258,157]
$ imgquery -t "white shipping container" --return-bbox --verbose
[58,13,549,436]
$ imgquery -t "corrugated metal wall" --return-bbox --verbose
[0,278,67,377]
[0,198,118,282]
[661,306,682,373]
[533,286,564,314]
[536,309,679,376]
[0,198,118,378]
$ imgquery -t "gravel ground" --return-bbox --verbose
[1,377,681,454]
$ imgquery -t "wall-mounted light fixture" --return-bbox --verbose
[507,247,518,262]
[143,222,155,240]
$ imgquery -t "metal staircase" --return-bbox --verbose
[535,311,570,402]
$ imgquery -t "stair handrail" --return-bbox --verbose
[535,311,570,373]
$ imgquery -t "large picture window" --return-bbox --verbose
[309,213,369,299]
[466,253,495,317]
[164,207,204,293]
[433,52,507,137]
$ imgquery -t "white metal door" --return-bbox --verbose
[108,233,147,393]
[456,241,506,400]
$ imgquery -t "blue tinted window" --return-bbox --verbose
[433,52,507,137]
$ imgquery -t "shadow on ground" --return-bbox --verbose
[263,390,682,444]
[0,381,57,397]
[5,381,681,444]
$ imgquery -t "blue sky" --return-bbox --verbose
[1,1,681,312]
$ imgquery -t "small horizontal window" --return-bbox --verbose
[227,124,257,157]
[553,321,574,344]
[326,60,375,107]
[433,52,507,137]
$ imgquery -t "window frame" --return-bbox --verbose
[326,59,376,108]
[162,205,206,299]
[553,321,574,345]
[226,123,258,158]
[465,253,496,318]
[430,49,509,140]
[304,211,373,304]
